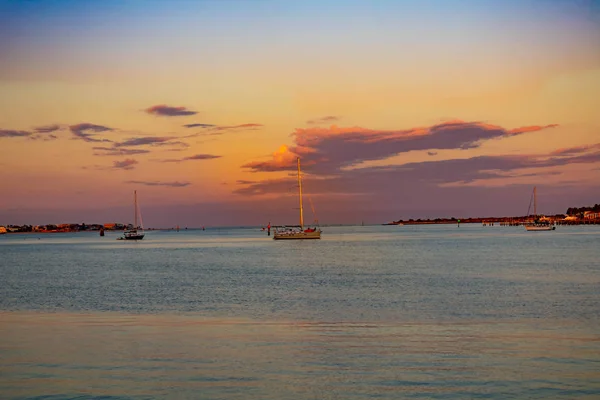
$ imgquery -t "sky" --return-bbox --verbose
[1,0,599,227]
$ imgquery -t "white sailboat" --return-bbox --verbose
[122,190,145,240]
[273,158,322,240]
[524,186,555,232]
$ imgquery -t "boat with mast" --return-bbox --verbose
[122,190,145,240]
[525,186,555,231]
[273,157,321,240]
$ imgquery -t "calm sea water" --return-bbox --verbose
[1,225,599,399]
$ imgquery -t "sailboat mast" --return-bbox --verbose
[533,186,537,218]
[134,190,138,229]
[297,157,304,229]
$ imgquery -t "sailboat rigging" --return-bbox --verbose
[122,190,145,240]
[273,158,322,240]
[525,186,555,231]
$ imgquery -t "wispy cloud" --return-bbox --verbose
[93,146,151,156]
[1,127,59,141]
[114,136,176,147]
[182,123,264,138]
[164,141,190,148]
[0,129,31,138]
[98,135,190,156]
[126,180,190,187]
[145,104,198,117]
[70,123,113,143]
[113,159,138,170]
[197,123,264,136]
[41,134,58,141]
[242,120,560,174]
[212,123,263,132]
[183,123,216,128]
[33,124,62,133]
[307,116,340,125]
[159,153,221,163]
[549,143,600,156]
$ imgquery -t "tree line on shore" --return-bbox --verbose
[565,204,600,217]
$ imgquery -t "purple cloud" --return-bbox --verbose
[113,159,138,170]
[70,123,113,143]
[145,105,198,117]
[184,154,220,160]
[235,148,600,197]
[126,180,190,187]
[242,120,559,174]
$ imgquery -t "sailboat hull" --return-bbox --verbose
[123,233,145,240]
[525,226,555,231]
[273,230,321,240]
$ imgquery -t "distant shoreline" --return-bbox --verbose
[3,220,600,235]
[383,216,600,226]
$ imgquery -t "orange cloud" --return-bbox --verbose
[242,145,300,171]
[508,124,559,135]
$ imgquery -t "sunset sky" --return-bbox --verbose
[1,0,599,227]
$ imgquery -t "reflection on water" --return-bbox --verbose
[1,226,599,398]
[1,312,599,399]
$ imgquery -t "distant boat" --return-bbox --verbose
[122,190,145,240]
[525,186,555,232]
[273,158,321,240]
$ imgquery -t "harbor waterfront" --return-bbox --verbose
[1,225,599,399]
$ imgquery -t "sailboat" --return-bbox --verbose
[122,190,145,240]
[273,157,322,240]
[524,186,555,232]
